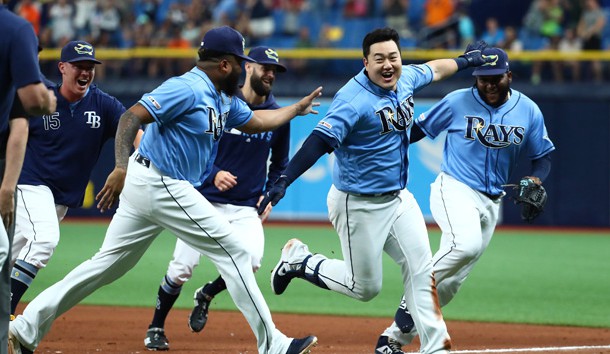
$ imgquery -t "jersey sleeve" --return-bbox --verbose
[266,122,290,191]
[9,93,27,120]
[402,64,434,93]
[526,105,555,159]
[138,78,194,125]
[415,96,454,139]
[313,98,357,144]
[227,95,253,129]
[11,23,42,89]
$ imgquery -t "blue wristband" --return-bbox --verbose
[454,57,469,71]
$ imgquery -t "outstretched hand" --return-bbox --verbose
[96,167,126,213]
[295,86,323,116]
[458,40,493,68]
[257,176,289,215]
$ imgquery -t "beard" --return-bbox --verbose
[221,70,241,96]
[250,73,271,97]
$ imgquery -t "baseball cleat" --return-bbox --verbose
[271,238,310,295]
[8,328,33,354]
[286,335,317,354]
[375,335,405,354]
[188,284,212,332]
[144,327,169,351]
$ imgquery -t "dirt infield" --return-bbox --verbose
[19,305,609,354]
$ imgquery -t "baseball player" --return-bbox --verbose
[143,46,290,351]
[8,41,144,319]
[380,47,555,350]
[9,26,320,354]
[1,2,56,350]
[258,28,493,354]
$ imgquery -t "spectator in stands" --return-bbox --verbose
[343,0,368,18]
[420,0,457,48]
[383,0,413,38]
[73,0,96,40]
[15,0,41,35]
[503,26,523,52]
[558,27,582,81]
[456,4,475,48]
[577,0,606,82]
[291,26,315,74]
[247,0,275,44]
[481,17,505,47]
[48,0,75,46]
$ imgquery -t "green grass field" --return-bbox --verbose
[24,221,610,328]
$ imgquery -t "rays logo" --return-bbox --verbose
[465,116,525,148]
[376,96,414,134]
[264,48,280,63]
[481,54,499,67]
[74,43,94,56]
[204,106,226,141]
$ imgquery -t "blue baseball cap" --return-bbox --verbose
[248,46,287,72]
[61,40,101,64]
[472,47,509,76]
[200,26,254,62]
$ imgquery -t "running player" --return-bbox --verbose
[380,47,555,352]
[258,28,493,354]
[9,40,143,318]
[9,26,320,354]
[143,46,290,351]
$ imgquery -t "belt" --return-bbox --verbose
[481,191,503,201]
[135,153,151,168]
[350,190,400,197]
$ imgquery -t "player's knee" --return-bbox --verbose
[354,283,382,302]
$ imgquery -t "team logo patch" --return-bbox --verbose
[147,96,161,110]
[74,43,94,56]
[265,48,280,62]
[318,121,332,129]
[482,54,499,67]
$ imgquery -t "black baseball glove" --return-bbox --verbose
[512,177,547,222]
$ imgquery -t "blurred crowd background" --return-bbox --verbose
[6,0,610,84]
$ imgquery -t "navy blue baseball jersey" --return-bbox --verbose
[138,67,253,187]
[314,65,433,194]
[415,87,555,195]
[198,90,289,207]
[18,84,125,207]
[0,5,42,144]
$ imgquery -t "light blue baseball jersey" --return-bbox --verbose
[314,65,433,194]
[138,67,253,187]
[415,87,555,196]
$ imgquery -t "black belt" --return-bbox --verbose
[350,190,400,197]
[135,153,151,168]
[481,191,503,201]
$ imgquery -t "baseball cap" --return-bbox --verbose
[200,26,254,62]
[471,47,509,76]
[247,46,287,72]
[60,40,102,64]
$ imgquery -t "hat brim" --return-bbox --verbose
[65,58,103,64]
[472,68,507,76]
[256,61,287,72]
[235,53,256,63]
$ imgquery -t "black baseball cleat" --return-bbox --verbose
[375,335,405,354]
[144,327,169,351]
[8,329,34,354]
[188,284,212,332]
[286,335,317,354]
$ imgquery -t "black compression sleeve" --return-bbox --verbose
[410,123,427,143]
[282,132,336,185]
[531,153,552,182]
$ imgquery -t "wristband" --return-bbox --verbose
[454,57,469,71]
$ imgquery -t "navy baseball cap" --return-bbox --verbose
[200,26,254,62]
[248,46,287,72]
[472,47,509,76]
[60,40,102,64]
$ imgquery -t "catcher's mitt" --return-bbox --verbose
[513,177,547,222]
